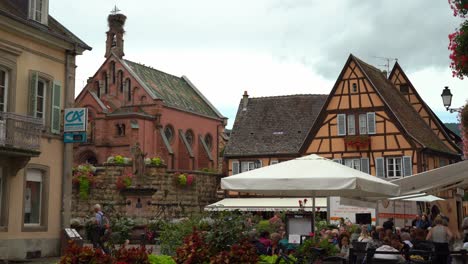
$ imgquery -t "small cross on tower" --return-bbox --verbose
[110,5,121,15]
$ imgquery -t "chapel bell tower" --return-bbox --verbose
[105,6,126,59]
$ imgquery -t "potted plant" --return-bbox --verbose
[344,135,371,148]
[116,173,134,190]
[72,164,96,199]
[173,173,195,188]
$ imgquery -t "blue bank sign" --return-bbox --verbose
[64,108,88,132]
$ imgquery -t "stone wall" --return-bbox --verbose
[71,165,222,224]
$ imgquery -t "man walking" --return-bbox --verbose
[91,204,109,253]
[463,214,468,242]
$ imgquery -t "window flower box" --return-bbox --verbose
[344,135,370,148]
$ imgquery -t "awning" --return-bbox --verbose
[205,198,327,212]
[389,193,444,202]
[390,160,468,195]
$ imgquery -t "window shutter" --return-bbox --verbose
[271,160,279,165]
[255,160,262,169]
[29,71,38,117]
[332,159,342,164]
[367,112,376,134]
[347,114,355,135]
[51,81,62,134]
[337,114,346,136]
[375,157,385,177]
[361,158,370,174]
[232,161,239,175]
[403,156,412,176]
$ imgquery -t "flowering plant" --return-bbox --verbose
[449,20,468,79]
[144,156,166,167]
[116,173,133,190]
[449,0,468,17]
[72,164,96,200]
[173,173,195,187]
[344,135,370,148]
[460,103,468,158]
[107,155,131,165]
[298,198,308,211]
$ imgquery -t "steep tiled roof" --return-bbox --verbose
[0,0,91,50]
[224,94,328,157]
[352,55,457,155]
[123,60,221,119]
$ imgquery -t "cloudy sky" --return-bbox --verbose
[50,0,467,128]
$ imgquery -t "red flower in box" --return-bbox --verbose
[344,135,370,148]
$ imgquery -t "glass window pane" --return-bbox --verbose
[0,70,4,86]
[24,180,41,224]
[359,114,367,134]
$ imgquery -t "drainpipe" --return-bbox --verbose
[61,49,76,228]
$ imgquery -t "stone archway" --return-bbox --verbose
[78,150,98,165]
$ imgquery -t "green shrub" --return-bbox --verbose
[159,216,204,256]
[110,217,135,244]
[148,254,175,264]
[259,254,297,264]
[256,220,275,234]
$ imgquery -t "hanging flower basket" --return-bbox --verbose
[173,173,195,188]
[449,20,468,79]
[344,135,370,148]
[72,164,97,199]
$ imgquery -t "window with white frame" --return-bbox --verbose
[0,68,8,112]
[344,159,360,171]
[386,157,402,177]
[24,169,43,225]
[29,0,48,24]
[337,112,376,136]
[270,159,279,165]
[231,160,262,175]
[359,114,367,134]
[347,115,356,135]
[36,79,46,120]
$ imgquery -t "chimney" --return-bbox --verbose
[242,91,249,111]
[105,6,127,59]
[382,70,388,78]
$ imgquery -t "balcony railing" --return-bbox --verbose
[0,112,44,153]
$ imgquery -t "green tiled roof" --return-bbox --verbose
[123,60,220,119]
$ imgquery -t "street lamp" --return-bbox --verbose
[441,86,461,113]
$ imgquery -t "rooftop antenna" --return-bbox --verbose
[372,56,398,78]
[111,5,121,15]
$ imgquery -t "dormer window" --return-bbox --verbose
[29,0,48,25]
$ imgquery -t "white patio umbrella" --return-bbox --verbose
[222,154,400,198]
[221,154,400,228]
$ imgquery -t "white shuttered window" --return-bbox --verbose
[337,114,346,136]
[367,112,376,134]
[347,115,356,135]
[402,156,412,176]
[375,157,385,177]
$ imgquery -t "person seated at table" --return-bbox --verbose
[391,234,410,257]
[367,230,382,249]
[374,237,406,263]
[400,232,413,248]
[350,226,361,242]
[412,228,434,252]
[358,228,372,243]
[259,230,272,248]
[337,234,351,258]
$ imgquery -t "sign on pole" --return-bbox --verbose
[64,132,87,143]
[64,108,87,132]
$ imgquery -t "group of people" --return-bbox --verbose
[332,215,465,263]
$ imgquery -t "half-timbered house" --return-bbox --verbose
[303,55,461,176]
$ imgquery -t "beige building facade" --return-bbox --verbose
[0,0,90,259]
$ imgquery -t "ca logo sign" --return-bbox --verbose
[65,110,84,123]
